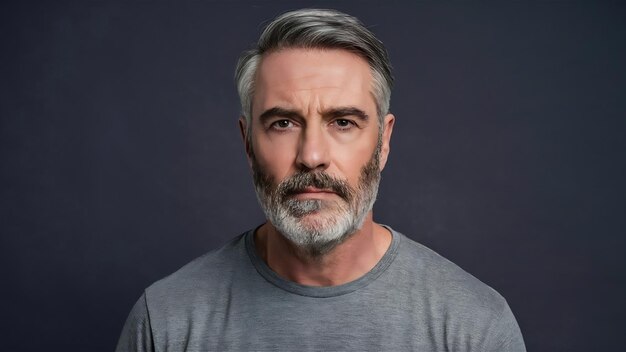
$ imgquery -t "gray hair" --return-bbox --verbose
[235,8,393,127]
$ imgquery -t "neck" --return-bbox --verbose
[254,214,392,286]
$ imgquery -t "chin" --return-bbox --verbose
[273,210,365,257]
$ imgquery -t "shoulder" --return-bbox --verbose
[117,232,255,350]
[144,232,249,306]
[388,229,525,350]
[382,228,525,351]
[391,229,509,322]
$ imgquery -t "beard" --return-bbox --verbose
[251,137,382,257]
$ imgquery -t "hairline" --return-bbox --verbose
[234,9,393,139]
[246,47,384,129]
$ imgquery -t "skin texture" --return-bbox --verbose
[240,48,395,286]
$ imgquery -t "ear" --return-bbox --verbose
[238,116,253,168]
[378,113,395,171]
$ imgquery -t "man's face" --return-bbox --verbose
[243,48,394,255]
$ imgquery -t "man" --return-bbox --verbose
[116,9,526,351]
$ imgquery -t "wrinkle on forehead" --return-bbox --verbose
[252,48,376,120]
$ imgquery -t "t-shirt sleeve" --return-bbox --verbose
[485,300,527,352]
[115,292,155,352]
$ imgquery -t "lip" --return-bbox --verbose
[292,187,337,198]
[300,187,335,194]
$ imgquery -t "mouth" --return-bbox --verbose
[289,187,338,199]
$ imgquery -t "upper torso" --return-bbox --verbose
[116,227,525,352]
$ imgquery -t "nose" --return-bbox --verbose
[296,124,330,171]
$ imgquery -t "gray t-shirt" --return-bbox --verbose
[116,227,526,351]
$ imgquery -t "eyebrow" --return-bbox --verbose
[258,106,370,123]
[325,107,369,121]
[258,107,302,124]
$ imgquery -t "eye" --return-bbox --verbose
[332,119,355,130]
[270,119,294,130]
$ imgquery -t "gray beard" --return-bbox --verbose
[251,137,382,257]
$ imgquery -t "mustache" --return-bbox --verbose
[277,171,353,201]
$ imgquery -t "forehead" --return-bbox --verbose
[252,48,376,116]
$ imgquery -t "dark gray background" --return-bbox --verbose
[2,1,625,351]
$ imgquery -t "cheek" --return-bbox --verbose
[331,131,379,183]
[252,133,298,180]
